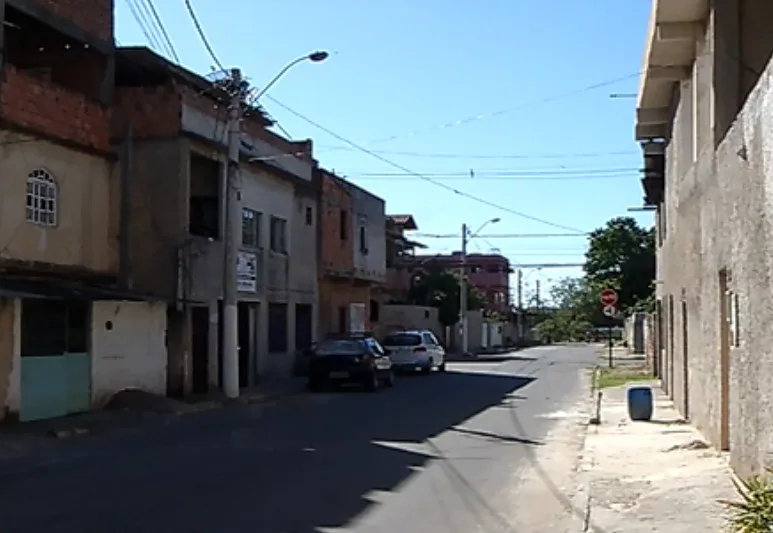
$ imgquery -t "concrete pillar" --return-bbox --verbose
[207,301,220,391]
[256,300,269,378]
[0,298,14,421]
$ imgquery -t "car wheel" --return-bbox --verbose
[422,359,433,375]
[382,370,395,388]
[438,362,446,372]
[364,371,380,392]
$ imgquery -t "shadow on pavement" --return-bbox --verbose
[450,426,543,446]
[449,355,538,363]
[0,370,535,533]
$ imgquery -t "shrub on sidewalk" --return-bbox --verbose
[719,467,773,532]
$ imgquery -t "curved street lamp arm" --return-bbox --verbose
[251,56,307,101]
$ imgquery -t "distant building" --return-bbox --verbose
[404,253,512,315]
[384,214,426,304]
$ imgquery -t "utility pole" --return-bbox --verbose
[516,268,523,340]
[535,279,541,311]
[459,223,468,354]
[222,68,242,399]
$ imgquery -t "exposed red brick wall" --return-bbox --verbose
[318,171,354,274]
[30,0,114,41]
[112,84,182,139]
[318,279,372,337]
[1,65,110,151]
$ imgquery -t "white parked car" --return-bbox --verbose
[381,330,446,374]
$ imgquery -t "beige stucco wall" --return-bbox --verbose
[659,12,773,476]
[90,300,168,407]
[378,305,442,340]
[0,131,117,273]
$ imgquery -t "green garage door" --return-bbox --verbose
[19,299,91,422]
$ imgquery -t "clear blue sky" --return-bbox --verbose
[115,0,654,303]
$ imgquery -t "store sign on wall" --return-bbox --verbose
[237,251,258,293]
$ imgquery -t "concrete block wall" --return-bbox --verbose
[660,11,773,476]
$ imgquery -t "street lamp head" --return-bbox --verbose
[308,51,329,62]
[490,217,501,224]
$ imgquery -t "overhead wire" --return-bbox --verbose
[315,72,642,147]
[123,0,160,52]
[414,233,590,238]
[142,0,180,63]
[315,147,639,160]
[356,167,638,177]
[183,0,226,72]
[264,94,588,234]
[134,0,168,56]
[356,174,635,182]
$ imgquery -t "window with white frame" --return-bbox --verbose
[26,168,58,226]
[269,216,287,253]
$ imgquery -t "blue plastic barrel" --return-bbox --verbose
[627,386,654,421]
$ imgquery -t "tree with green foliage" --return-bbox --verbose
[533,278,597,342]
[584,216,656,313]
[531,217,655,342]
[408,266,482,327]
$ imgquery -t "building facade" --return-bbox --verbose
[113,47,318,392]
[384,214,425,304]
[316,169,386,337]
[634,0,773,476]
[0,0,167,422]
[405,253,512,316]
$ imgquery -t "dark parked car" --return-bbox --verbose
[307,334,395,392]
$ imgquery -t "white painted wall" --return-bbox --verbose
[91,301,167,407]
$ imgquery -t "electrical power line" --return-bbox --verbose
[143,0,180,63]
[414,232,590,239]
[315,146,639,160]
[264,95,587,234]
[357,167,638,177]
[356,174,635,182]
[124,0,159,51]
[315,72,641,147]
[183,0,226,72]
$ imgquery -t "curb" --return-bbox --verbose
[565,367,600,533]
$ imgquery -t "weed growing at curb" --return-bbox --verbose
[596,365,653,389]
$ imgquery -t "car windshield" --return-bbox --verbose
[382,333,422,347]
[315,339,363,355]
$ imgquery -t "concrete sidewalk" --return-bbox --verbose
[574,383,736,532]
[0,377,308,460]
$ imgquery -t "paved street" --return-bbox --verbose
[0,345,596,533]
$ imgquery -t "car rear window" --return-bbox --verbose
[316,340,363,355]
[382,333,422,347]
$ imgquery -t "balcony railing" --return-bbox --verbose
[1,65,110,151]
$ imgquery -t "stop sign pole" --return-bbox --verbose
[600,288,618,368]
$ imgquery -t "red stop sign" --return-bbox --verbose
[600,288,618,306]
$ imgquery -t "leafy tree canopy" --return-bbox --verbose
[584,216,655,313]
[408,266,482,327]
[529,217,656,342]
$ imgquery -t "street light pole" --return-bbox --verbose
[459,223,468,354]
[222,68,244,399]
[220,51,329,399]
[458,217,501,355]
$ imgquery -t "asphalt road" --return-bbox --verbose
[0,344,596,533]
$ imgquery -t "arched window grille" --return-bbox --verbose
[26,168,58,226]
